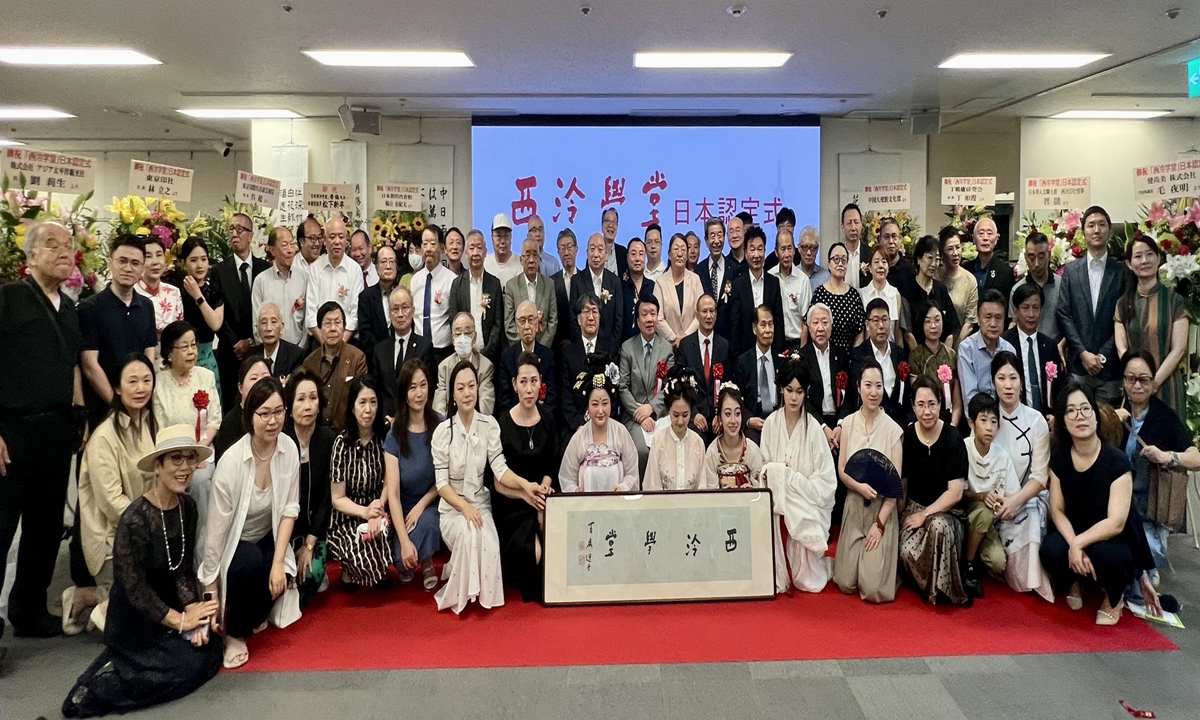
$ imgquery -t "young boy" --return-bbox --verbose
[962,392,1020,598]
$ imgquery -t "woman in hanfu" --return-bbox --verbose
[559,365,641,493]
[703,384,764,490]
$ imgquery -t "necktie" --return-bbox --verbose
[703,339,711,383]
[586,339,594,355]
[759,355,774,414]
[397,336,406,367]
[423,275,433,341]
[239,262,251,302]
[710,259,719,292]
[1027,337,1042,409]
[644,340,652,365]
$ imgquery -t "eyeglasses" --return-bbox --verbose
[230,225,252,235]
[828,255,848,265]
[1124,374,1154,387]
[165,450,200,468]
[254,407,287,422]
[1064,405,1095,419]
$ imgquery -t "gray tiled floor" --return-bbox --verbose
[3,536,1198,720]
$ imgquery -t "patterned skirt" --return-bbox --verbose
[899,501,970,606]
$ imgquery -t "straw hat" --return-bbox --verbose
[136,424,214,473]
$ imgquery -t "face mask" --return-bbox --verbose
[409,253,423,271]
[454,335,473,359]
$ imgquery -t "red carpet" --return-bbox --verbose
[233,564,1177,672]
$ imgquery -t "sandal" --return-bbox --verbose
[1065,584,1083,611]
[1096,601,1124,626]
[422,559,438,591]
[223,636,250,669]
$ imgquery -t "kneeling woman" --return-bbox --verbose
[201,377,300,669]
[899,376,970,606]
[432,361,542,613]
[63,426,221,718]
[643,374,706,491]
[704,385,764,489]
[760,360,838,593]
[560,368,641,492]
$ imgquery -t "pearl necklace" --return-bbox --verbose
[158,499,186,571]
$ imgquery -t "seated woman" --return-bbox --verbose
[898,376,970,606]
[66,354,158,635]
[643,374,706,491]
[300,302,369,432]
[908,302,963,426]
[431,361,541,613]
[496,352,561,602]
[1115,350,1200,600]
[704,385,764,489]
[285,369,335,606]
[1040,382,1162,625]
[760,360,838,594]
[213,357,271,461]
[833,359,903,603]
[384,359,442,591]
[63,426,221,718]
[327,377,394,592]
[201,377,300,669]
[560,367,641,492]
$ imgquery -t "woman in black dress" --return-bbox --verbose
[810,242,865,354]
[63,426,222,718]
[495,351,560,602]
[285,369,335,606]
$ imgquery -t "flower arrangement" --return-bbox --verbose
[106,194,211,271]
[1,174,105,297]
[1012,210,1086,278]
[946,204,989,262]
[863,209,921,258]
[370,210,426,257]
[1141,199,1200,316]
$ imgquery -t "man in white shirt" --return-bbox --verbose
[305,216,363,344]
[503,237,558,347]
[601,207,628,277]
[349,229,378,288]
[252,226,308,347]
[851,298,908,422]
[528,214,561,277]
[410,224,457,363]
[484,212,523,287]
[1003,282,1064,416]
[294,216,323,275]
[797,225,831,292]
[769,228,811,349]
[643,224,665,281]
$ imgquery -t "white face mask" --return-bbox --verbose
[454,334,473,358]
[409,253,423,271]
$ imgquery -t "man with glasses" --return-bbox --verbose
[300,301,368,432]
[559,291,610,433]
[796,225,830,293]
[503,237,557,348]
[356,245,401,363]
[213,212,270,408]
[304,216,363,348]
[497,300,558,414]
[252,226,308,347]
[600,207,628,278]
[1003,283,1063,416]
[251,303,304,382]
[1010,231,1060,341]
[851,298,909,422]
[696,217,741,342]
[294,216,324,274]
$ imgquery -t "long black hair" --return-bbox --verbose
[343,376,386,442]
[101,352,159,450]
[445,360,480,444]
[391,359,439,457]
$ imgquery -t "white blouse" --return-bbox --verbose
[995,402,1051,489]
[431,413,510,510]
[643,427,706,491]
[153,366,222,437]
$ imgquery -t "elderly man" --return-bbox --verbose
[559,291,611,433]
[796,225,830,292]
[800,302,855,444]
[619,295,674,476]
[601,207,628,277]
[527,214,561,277]
[433,312,496,416]
[212,212,270,408]
[449,229,504,366]
[696,217,740,341]
[357,244,400,362]
[840,203,871,289]
[294,215,324,274]
[301,301,368,431]
[252,225,308,347]
[963,216,1014,318]
[571,233,623,362]
[763,206,795,272]
[504,237,558,348]
[410,224,456,367]
[305,216,363,346]
[678,294,729,437]
[0,221,85,638]
[484,212,523,286]
[728,211,751,269]
[958,290,1017,405]
[550,228,580,349]
[1009,231,1059,340]
[373,285,433,420]
[349,229,379,288]
[497,300,558,413]
[252,303,304,381]
[735,305,781,445]
[729,227,785,358]
[769,228,811,349]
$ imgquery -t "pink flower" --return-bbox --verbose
[1185,199,1200,228]
[1061,211,1082,233]
[63,266,83,290]
[936,364,953,384]
[1148,202,1169,225]
[85,272,99,288]
[151,224,174,248]
[1044,361,1058,381]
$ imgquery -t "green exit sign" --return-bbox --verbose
[1190,58,1200,98]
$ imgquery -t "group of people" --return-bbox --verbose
[0,199,1193,716]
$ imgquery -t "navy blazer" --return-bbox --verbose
[251,340,304,382]
[1003,327,1065,414]
[356,282,391,365]
[620,275,656,343]
[496,341,558,415]
[735,346,781,422]
[448,270,505,365]
[799,342,855,426]
[371,331,434,420]
[727,269,785,359]
[569,268,623,363]
[850,341,910,423]
[696,253,742,342]
[678,331,731,427]
[1055,254,1124,380]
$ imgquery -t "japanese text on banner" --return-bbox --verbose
[235,171,281,209]
[855,182,911,212]
[940,176,996,206]
[128,159,194,202]
[373,184,421,213]
[303,182,360,216]
[3,148,97,195]
[1023,176,1091,211]
[1132,159,1200,202]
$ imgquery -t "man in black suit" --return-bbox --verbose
[620,238,656,343]
[696,217,741,341]
[570,233,623,362]
[728,227,785,359]
[850,298,910,423]
[799,301,856,441]
[372,285,433,421]
[962,216,1015,321]
[213,212,270,409]
[558,291,611,436]
[448,229,504,367]
[356,245,400,367]
[841,203,873,289]
[734,305,780,444]
[251,303,304,381]
[497,299,559,415]
[678,293,729,439]
[601,207,628,278]
[1004,282,1064,416]
[550,228,581,350]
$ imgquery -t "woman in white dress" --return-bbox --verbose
[431,360,542,614]
[859,245,904,346]
[560,369,641,493]
[704,385,764,490]
[760,360,838,594]
[991,351,1055,602]
[643,375,706,491]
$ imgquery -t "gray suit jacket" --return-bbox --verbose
[618,333,674,431]
[1055,254,1125,380]
[503,272,558,349]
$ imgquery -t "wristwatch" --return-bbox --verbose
[1098,353,1107,365]
[196,294,206,305]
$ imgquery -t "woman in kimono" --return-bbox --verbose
[560,367,641,493]
[431,360,543,614]
[760,360,838,593]
[833,358,904,603]
[643,374,706,491]
[704,385,764,490]
[991,351,1055,601]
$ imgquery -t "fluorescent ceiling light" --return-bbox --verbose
[939,52,1110,69]
[302,50,474,67]
[177,108,301,119]
[1050,110,1171,119]
[0,139,25,146]
[0,47,160,66]
[635,52,791,68]
[0,107,74,119]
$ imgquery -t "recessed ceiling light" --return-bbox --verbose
[0,47,160,66]
[634,52,791,69]
[177,109,302,119]
[939,52,1110,69]
[302,50,474,67]
[0,107,74,119]
[1050,109,1172,119]
[0,139,25,146]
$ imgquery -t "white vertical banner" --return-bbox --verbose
[271,144,309,231]
[330,140,367,227]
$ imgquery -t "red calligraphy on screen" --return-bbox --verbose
[511,176,538,225]
[674,199,690,225]
[693,197,715,223]
[762,197,783,224]
[641,171,668,228]
[601,176,627,209]
[741,197,760,223]
[717,197,738,222]
[554,176,586,224]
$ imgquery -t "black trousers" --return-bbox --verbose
[0,415,74,625]
[216,343,242,413]
[1040,530,1136,607]
[224,533,276,639]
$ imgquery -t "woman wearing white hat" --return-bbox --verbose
[63,425,222,718]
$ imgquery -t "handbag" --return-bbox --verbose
[1130,427,1190,532]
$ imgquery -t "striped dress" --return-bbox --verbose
[327,433,392,585]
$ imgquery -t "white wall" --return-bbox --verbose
[1021,117,1200,222]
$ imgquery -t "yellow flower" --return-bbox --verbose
[412,216,425,232]
[371,219,384,238]
[85,234,98,250]
[397,222,411,234]
[382,221,394,239]
[134,226,151,236]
